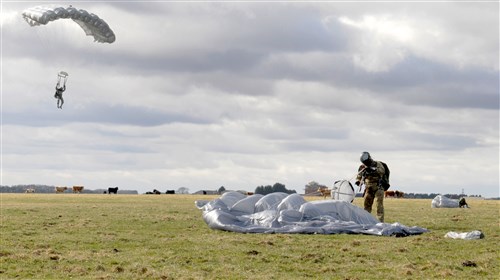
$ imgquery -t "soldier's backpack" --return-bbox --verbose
[379,161,390,191]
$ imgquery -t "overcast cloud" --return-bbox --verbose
[1,1,498,197]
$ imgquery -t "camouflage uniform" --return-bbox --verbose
[54,84,66,109]
[356,161,385,222]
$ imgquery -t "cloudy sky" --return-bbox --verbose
[1,1,498,197]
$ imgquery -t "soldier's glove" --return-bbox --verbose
[364,166,376,174]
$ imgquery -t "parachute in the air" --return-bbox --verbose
[22,5,115,43]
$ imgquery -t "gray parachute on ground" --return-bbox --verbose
[22,5,115,43]
[196,191,429,236]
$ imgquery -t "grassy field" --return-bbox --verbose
[0,193,498,279]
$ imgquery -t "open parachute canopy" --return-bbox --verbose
[22,5,115,43]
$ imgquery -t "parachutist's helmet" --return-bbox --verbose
[360,151,373,166]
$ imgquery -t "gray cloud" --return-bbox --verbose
[1,2,498,197]
[3,103,209,127]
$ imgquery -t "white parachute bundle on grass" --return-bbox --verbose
[196,191,429,236]
[431,195,461,208]
[22,5,116,43]
[330,180,356,202]
[445,230,484,240]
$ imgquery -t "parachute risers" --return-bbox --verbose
[22,6,116,43]
[57,71,68,87]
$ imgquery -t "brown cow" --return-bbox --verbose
[55,186,68,193]
[384,190,395,198]
[72,186,84,193]
[318,187,331,199]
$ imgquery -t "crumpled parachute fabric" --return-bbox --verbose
[445,230,484,240]
[431,195,460,208]
[196,192,429,236]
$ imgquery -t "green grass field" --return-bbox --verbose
[1,193,498,279]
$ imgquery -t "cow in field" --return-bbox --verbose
[25,188,35,193]
[395,190,404,198]
[55,186,68,193]
[384,190,396,198]
[72,186,84,193]
[165,190,175,194]
[318,187,331,199]
[146,189,162,195]
[108,187,119,194]
[459,197,469,208]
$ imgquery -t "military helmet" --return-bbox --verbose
[360,151,373,166]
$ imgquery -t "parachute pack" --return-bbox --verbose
[379,161,390,191]
[331,180,355,203]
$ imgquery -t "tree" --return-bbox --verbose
[176,187,189,194]
[304,181,327,194]
[218,186,226,194]
[272,183,287,193]
[254,183,296,195]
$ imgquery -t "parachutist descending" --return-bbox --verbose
[21,5,115,109]
[54,71,68,109]
[54,84,66,109]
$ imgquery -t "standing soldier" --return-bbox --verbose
[355,152,386,222]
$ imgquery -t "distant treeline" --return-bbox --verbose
[0,185,138,194]
[1,184,489,199]
[255,183,297,195]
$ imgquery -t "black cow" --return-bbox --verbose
[108,187,118,194]
[146,189,162,195]
[459,197,469,208]
[166,190,175,194]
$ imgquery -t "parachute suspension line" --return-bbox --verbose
[346,167,367,193]
[33,25,53,53]
[57,71,68,87]
[348,168,366,183]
